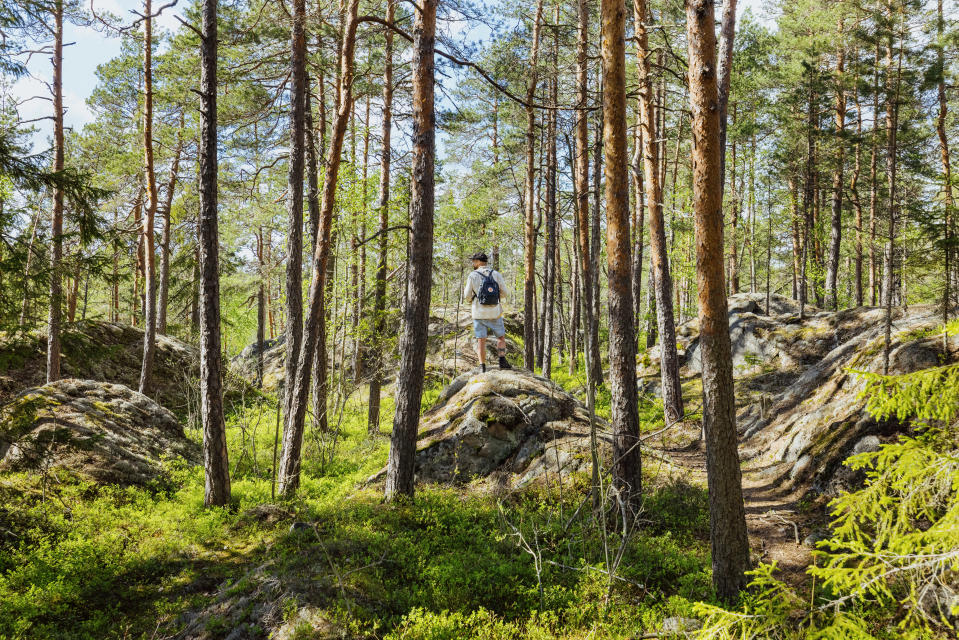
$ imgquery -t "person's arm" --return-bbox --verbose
[463,272,475,303]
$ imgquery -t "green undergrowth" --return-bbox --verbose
[0,373,718,639]
[696,324,959,639]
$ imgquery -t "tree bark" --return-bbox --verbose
[368,0,395,437]
[158,113,184,335]
[523,0,545,370]
[283,0,307,426]
[385,0,436,501]
[139,0,159,395]
[869,39,880,306]
[634,0,684,425]
[852,60,864,306]
[46,0,64,384]
[574,0,599,378]
[825,16,845,310]
[198,0,230,507]
[937,0,954,338]
[591,83,604,383]
[601,0,642,511]
[685,0,749,603]
[882,2,901,374]
[541,14,559,378]
[716,0,737,195]
[278,0,360,496]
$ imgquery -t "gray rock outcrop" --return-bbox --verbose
[372,368,607,489]
[0,379,199,485]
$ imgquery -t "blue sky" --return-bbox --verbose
[13,0,775,155]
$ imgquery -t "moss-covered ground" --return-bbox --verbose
[0,366,721,639]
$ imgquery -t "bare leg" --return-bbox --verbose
[477,337,487,367]
[497,335,507,357]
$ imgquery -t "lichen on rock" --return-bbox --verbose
[0,378,199,486]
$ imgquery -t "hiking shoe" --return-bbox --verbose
[481,363,486,373]
[499,356,511,370]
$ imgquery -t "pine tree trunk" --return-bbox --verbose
[282,0,307,426]
[198,0,230,507]
[852,60,864,306]
[717,0,737,196]
[869,39,880,306]
[686,0,749,603]
[634,0,684,424]
[139,0,159,395]
[158,114,184,335]
[279,0,361,496]
[590,87,604,383]
[257,227,265,388]
[728,111,739,294]
[601,0,642,511]
[541,26,558,378]
[46,0,64,384]
[825,17,846,310]
[523,0,545,370]
[368,0,395,437]
[937,0,954,337]
[574,0,594,376]
[385,0,436,501]
[882,3,901,374]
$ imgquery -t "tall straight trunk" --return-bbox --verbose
[257,227,265,388]
[353,95,371,380]
[140,0,159,395]
[869,39,880,306]
[601,0,642,510]
[46,0,64,383]
[279,0,360,496]
[800,82,816,318]
[18,208,41,327]
[716,0,737,195]
[368,0,395,436]
[158,113,184,334]
[852,62,864,306]
[882,3,901,374]
[728,110,739,294]
[198,0,230,507]
[686,0,749,603]
[789,176,800,299]
[591,82,604,382]
[645,257,657,347]
[283,0,307,425]
[574,0,600,381]
[634,0,684,425]
[825,17,846,310]
[937,0,954,336]
[190,243,199,332]
[305,80,327,430]
[630,112,645,340]
[748,133,756,292]
[385,0,436,501]
[542,16,559,378]
[523,0,545,370]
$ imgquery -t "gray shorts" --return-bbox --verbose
[473,318,505,339]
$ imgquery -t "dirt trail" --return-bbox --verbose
[655,437,818,588]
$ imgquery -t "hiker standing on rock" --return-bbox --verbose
[463,252,512,372]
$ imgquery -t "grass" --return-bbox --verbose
[0,362,718,639]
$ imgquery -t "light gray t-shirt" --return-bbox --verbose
[462,267,509,320]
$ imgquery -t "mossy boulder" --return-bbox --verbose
[231,336,286,394]
[395,368,607,489]
[0,379,199,485]
[0,321,199,417]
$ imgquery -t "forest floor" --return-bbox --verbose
[658,436,816,589]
